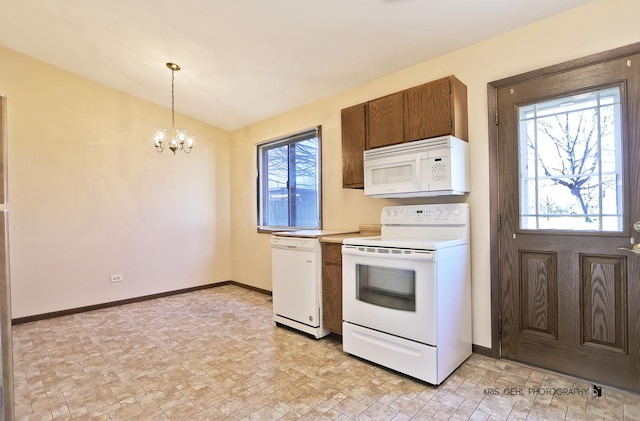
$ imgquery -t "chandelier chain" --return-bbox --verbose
[171,69,175,129]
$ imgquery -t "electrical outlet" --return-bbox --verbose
[110,274,123,283]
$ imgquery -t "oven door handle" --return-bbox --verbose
[342,245,435,261]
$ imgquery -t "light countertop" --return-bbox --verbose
[319,224,382,244]
[272,224,381,242]
[319,232,373,244]
[271,229,358,239]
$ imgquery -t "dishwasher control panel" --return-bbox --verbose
[271,235,320,251]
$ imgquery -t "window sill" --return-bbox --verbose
[257,227,297,234]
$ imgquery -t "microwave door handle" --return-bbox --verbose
[414,153,422,186]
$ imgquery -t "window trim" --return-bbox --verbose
[256,126,322,233]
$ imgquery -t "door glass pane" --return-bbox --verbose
[518,86,623,231]
[356,264,415,311]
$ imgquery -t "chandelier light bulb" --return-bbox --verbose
[153,63,194,154]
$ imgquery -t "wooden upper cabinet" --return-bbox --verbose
[341,103,367,188]
[366,92,404,149]
[404,76,468,141]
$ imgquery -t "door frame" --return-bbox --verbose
[487,41,640,359]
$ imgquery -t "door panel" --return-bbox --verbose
[519,251,557,339]
[580,254,627,353]
[498,54,640,391]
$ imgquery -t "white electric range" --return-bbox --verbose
[341,203,471,385]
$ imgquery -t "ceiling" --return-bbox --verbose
[0,0,593,131]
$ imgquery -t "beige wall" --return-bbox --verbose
[229,0,640,348]
[0,46,232,318]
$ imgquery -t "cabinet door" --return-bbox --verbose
[367,92,404,149]
[341,103,366,188]
[403,76,452,141]
[322,243,343,334]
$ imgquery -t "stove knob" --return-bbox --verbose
[443,209,450,217]
[383,209,391,217]
[452,207,461,216]
[434,209,442,216]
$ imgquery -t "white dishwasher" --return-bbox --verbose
[271,235,330,339]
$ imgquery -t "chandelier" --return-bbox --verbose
[153,62,194,154]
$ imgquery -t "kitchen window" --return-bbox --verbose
[257,127,321,231]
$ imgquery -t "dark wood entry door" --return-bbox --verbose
[497,55,640,392]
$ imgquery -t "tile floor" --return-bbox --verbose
[12,284,640,420]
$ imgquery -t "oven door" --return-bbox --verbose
[342,244,436,345]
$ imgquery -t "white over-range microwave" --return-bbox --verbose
[364,135,470,198]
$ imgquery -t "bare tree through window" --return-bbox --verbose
[519,87,623,231]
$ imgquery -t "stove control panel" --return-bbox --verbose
[380,203,469,225]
